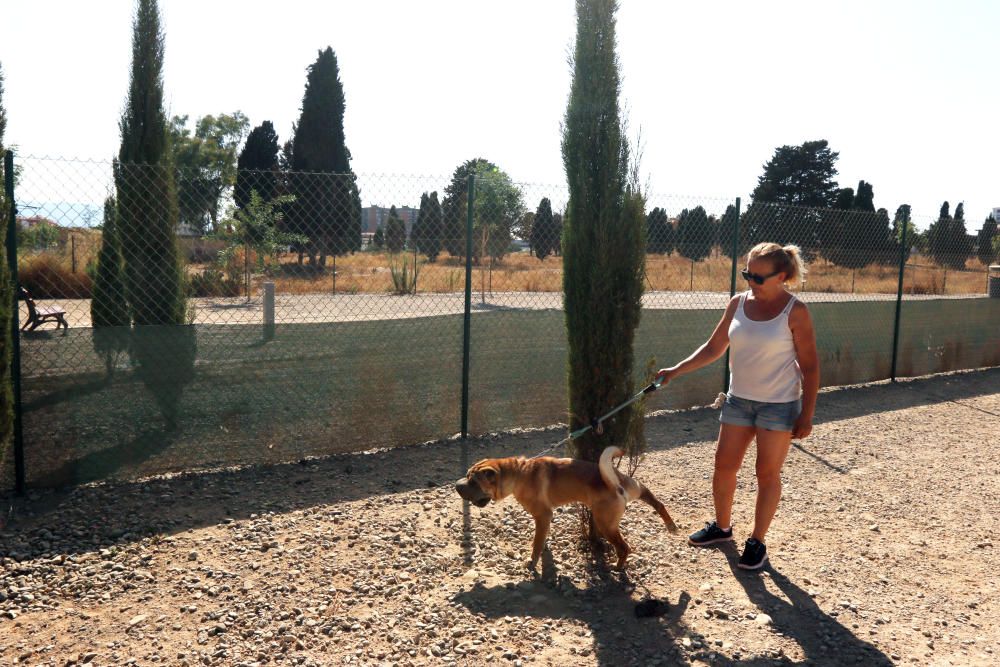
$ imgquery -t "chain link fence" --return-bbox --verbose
[2,154,998,491]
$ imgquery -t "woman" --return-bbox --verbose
[655,242,819,570]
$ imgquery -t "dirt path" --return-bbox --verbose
[1,368,998,666]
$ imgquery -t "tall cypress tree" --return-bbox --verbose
[645,207,672,255]
[412,191,444,261]
[91,196,130,377]
[235,120,280,210]
[562,0,646,465]
[676,206,713,262]
[531,197,558,261]
[288,47,361,266]
[0,60,13,465]
[116,0,194,429]
[852,180,875,212]
[977,214,998,266]
[384,205,406,253]
[116,0,186,326]
[927,201,973,270]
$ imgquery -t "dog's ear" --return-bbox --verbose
[482,468,497,481]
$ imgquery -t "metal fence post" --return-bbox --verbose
[461,174,475,439]
[4,150,26,494]
[263,281,275,341]
[722,196,741,394]
[890,211,909,383]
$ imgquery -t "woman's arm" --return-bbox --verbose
[790,301,819,439]
[655,296,740,385]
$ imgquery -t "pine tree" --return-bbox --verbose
[676,206,713,261]
[116,0,186,326]
[531,197,558,261]
[645,207,673,255]
[288,48,361,266]
[562,0,646,466]
[976,215,998,266]
[384,206,406,253]
[91,196,131,377]
[235,120,280,210]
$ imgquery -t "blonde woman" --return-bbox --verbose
[656,243,819,570]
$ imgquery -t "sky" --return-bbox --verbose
[2,0,999,230]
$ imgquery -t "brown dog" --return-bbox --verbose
[456,446,678,568]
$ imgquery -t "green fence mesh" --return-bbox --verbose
[1,154,997,490]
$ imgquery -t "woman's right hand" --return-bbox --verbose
[655,367,677,386]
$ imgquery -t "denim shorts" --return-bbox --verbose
[720,394,802,432]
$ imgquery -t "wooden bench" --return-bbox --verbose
[19,286,69,331]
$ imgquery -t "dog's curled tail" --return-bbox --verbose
[599,447,639,500]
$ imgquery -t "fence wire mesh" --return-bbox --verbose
[2,154,998,490]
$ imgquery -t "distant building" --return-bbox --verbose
[16,215,59,230]
[992,207,1000,221]
[363,205,419,236]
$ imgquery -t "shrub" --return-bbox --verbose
[188,268,241,297]
[18,253,93,298]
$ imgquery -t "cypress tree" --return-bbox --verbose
[531,197,558,261]
[927,201,973,270]
[645,207,672,255]
[235,120,280,210]
[116,0,194,430]
[0,61,13,466]
[288,47,361,266]
[676,206,713,262]
[385,206,406,253]
[562,0,646,465]
[116,0,186,326]
[91,196,131,376]
[412,191,444,261]
[827,180,881,268]
[853,180,875,212]
[718,203,745,260]
[976,214,998,266]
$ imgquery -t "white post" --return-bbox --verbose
[263,281,275,341]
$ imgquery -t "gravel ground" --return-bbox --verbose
[1,367,998,666]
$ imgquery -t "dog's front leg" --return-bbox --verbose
[529,510,553,568]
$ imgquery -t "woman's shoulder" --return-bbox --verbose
[788,297,813,324]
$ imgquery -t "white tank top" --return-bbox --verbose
[727,291,802,403]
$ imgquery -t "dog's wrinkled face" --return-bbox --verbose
[455,461,500,508]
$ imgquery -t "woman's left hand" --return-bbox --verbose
[792,414,813,440]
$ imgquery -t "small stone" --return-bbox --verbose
[755,613,773,626]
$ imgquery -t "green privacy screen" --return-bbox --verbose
[6,297,996,489]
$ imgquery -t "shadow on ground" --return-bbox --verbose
[1,367,996,565]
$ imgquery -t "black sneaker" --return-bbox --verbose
[688,521,734,546]
[737,538,768,570]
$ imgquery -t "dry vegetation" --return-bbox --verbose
[16,236,993,301]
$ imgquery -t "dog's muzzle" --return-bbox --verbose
[455,477,491,507]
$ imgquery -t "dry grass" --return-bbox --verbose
[249,250,992,297]
[20,242,992,300]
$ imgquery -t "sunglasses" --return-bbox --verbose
[741,268,781,285]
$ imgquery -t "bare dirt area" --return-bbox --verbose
[1,368,998,667]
